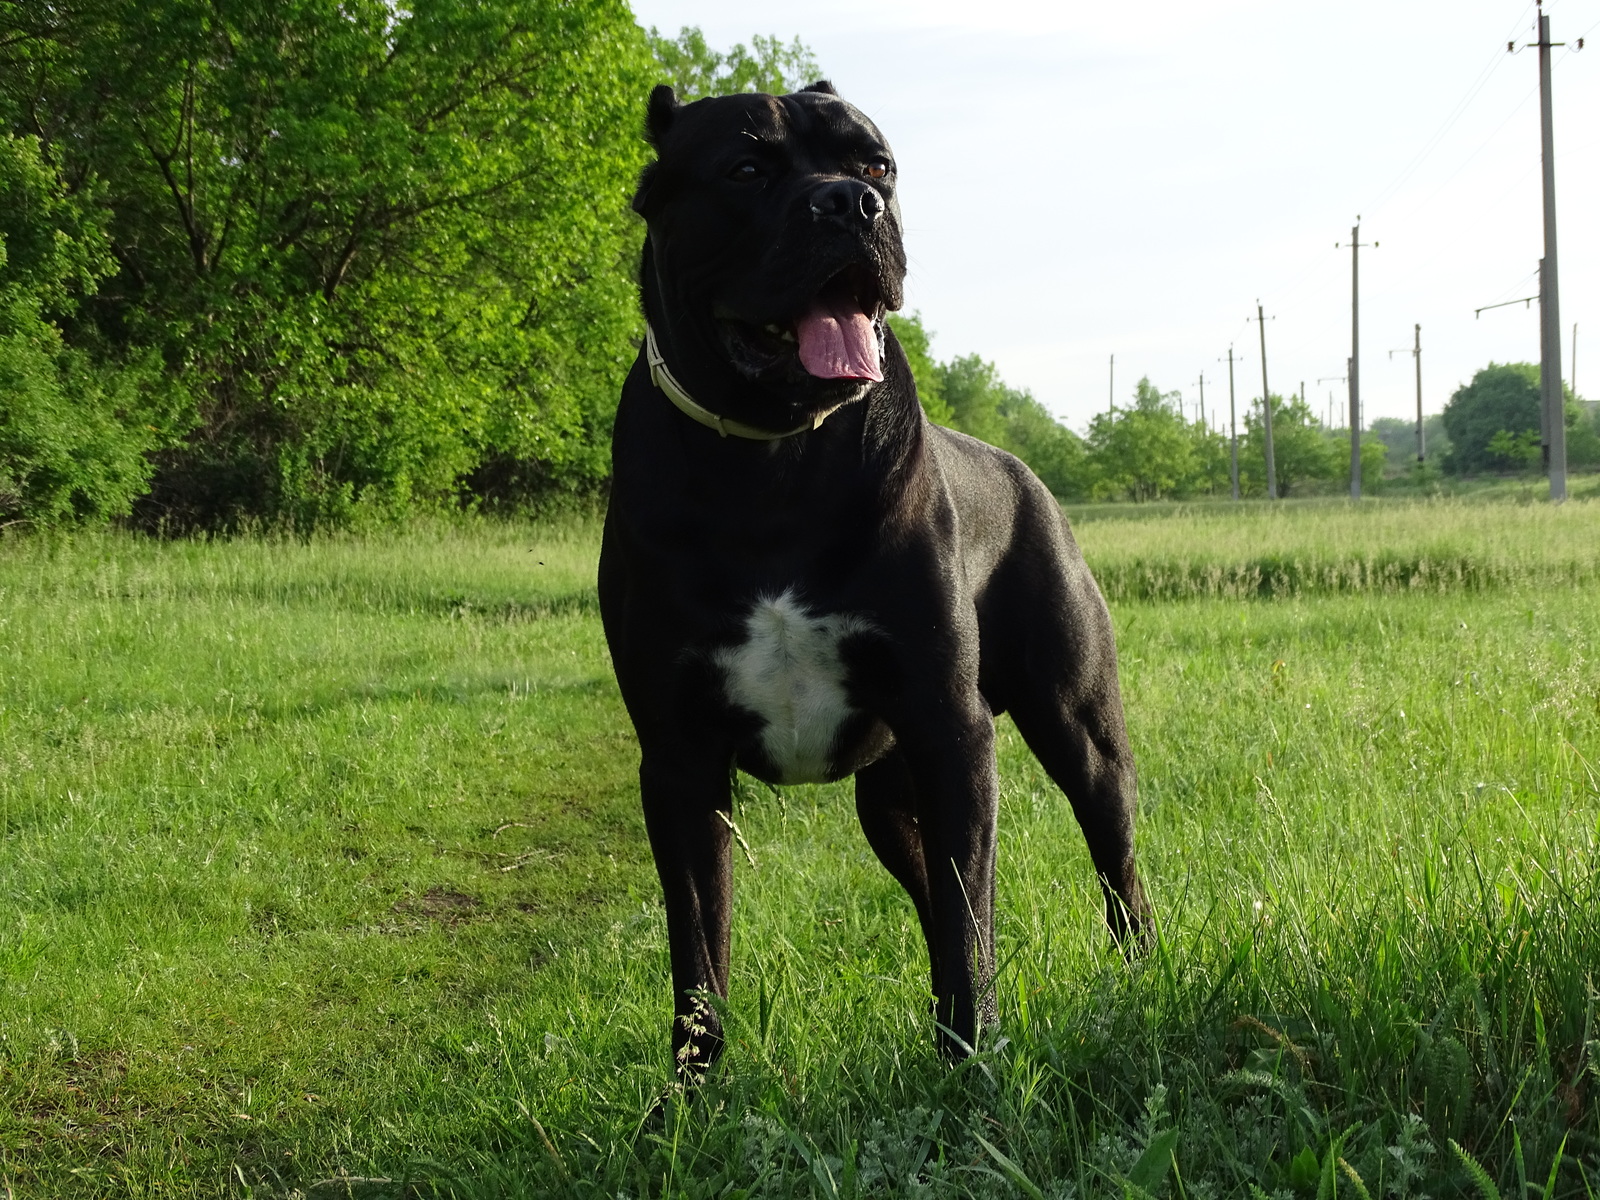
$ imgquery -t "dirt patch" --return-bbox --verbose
[390,887,481,925]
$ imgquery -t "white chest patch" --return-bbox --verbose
[715,590,874,785]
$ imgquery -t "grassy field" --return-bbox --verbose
[1,499,1597,1198]
[1065,476,1600,602]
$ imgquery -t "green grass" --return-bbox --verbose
[1,501,1597,1198]
[1067,486,1600,602]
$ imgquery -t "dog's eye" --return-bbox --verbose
[864,159,891,180]
[728,161,761,181]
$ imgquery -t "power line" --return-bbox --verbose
[1363,1,1535,217]
[1487,265,1542,307]
[1382,10,1594,234]
[1389,82,1539,228]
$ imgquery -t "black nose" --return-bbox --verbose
[809,180,884,227]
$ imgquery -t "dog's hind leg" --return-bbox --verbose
[1008,681,1151,952]
[855,751,940,987]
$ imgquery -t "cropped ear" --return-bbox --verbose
[801,80,838,96]
[646,84,680,144]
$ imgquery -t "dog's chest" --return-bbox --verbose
[715,591,872,785]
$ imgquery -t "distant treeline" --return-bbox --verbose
[894,320,1599,502]
[895,309,1388,502]
[2,4,1595,531]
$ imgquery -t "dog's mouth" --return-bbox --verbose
[718,265,887,383]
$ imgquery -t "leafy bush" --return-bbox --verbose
[1485,428,1542,472]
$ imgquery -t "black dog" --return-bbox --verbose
[599,82,1150,1078]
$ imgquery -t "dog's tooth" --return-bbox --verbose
[780,329,796,343]
[764,323,782,336]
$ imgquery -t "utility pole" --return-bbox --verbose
[1194,372,1207,426]
[1222,347,1241,500]
[1412,325,1423,462]
[1108,353,1115,417]
[1387,326,1425,462]
[1573,323,1578,397]
[1336,220,1375,499]
[1513,4,1575,499]
[1537,3,1566,499]
[1318,371,1348,434]
[1251,303,1277,499]
[1532,278,1551,452]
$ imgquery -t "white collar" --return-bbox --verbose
[644,323,844,440]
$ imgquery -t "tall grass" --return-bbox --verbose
[1,501,1597,1197]
[1072,495,1600,601]
[448,586,1600,1199]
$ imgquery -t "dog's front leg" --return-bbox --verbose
[639,747,733,1081]
[894,697,1000,1058]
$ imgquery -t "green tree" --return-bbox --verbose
[934,351,1091,497]
[646,26,821,100]
[1369,416,1420,464]
[1,132,181,526]
[1370,414,1453,473]
[1568,403,1600,467]
[992,387,1090,500]
[884,313,1088,497]
[1360,435,1388,490]
[1086,378,1200,502]
[1,0,655,528]
[939,353,1009,447]
[1438,363,1581,475]
[1441,363,1539,474]
[885,312,952,423]
[1237,394,1350,497]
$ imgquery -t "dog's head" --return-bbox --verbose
[633,82,907,424]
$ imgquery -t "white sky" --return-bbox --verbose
[628,0,1600,433]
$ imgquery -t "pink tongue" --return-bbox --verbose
[795,293,882,382]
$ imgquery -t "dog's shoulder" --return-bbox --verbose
[923,423,1054,508]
